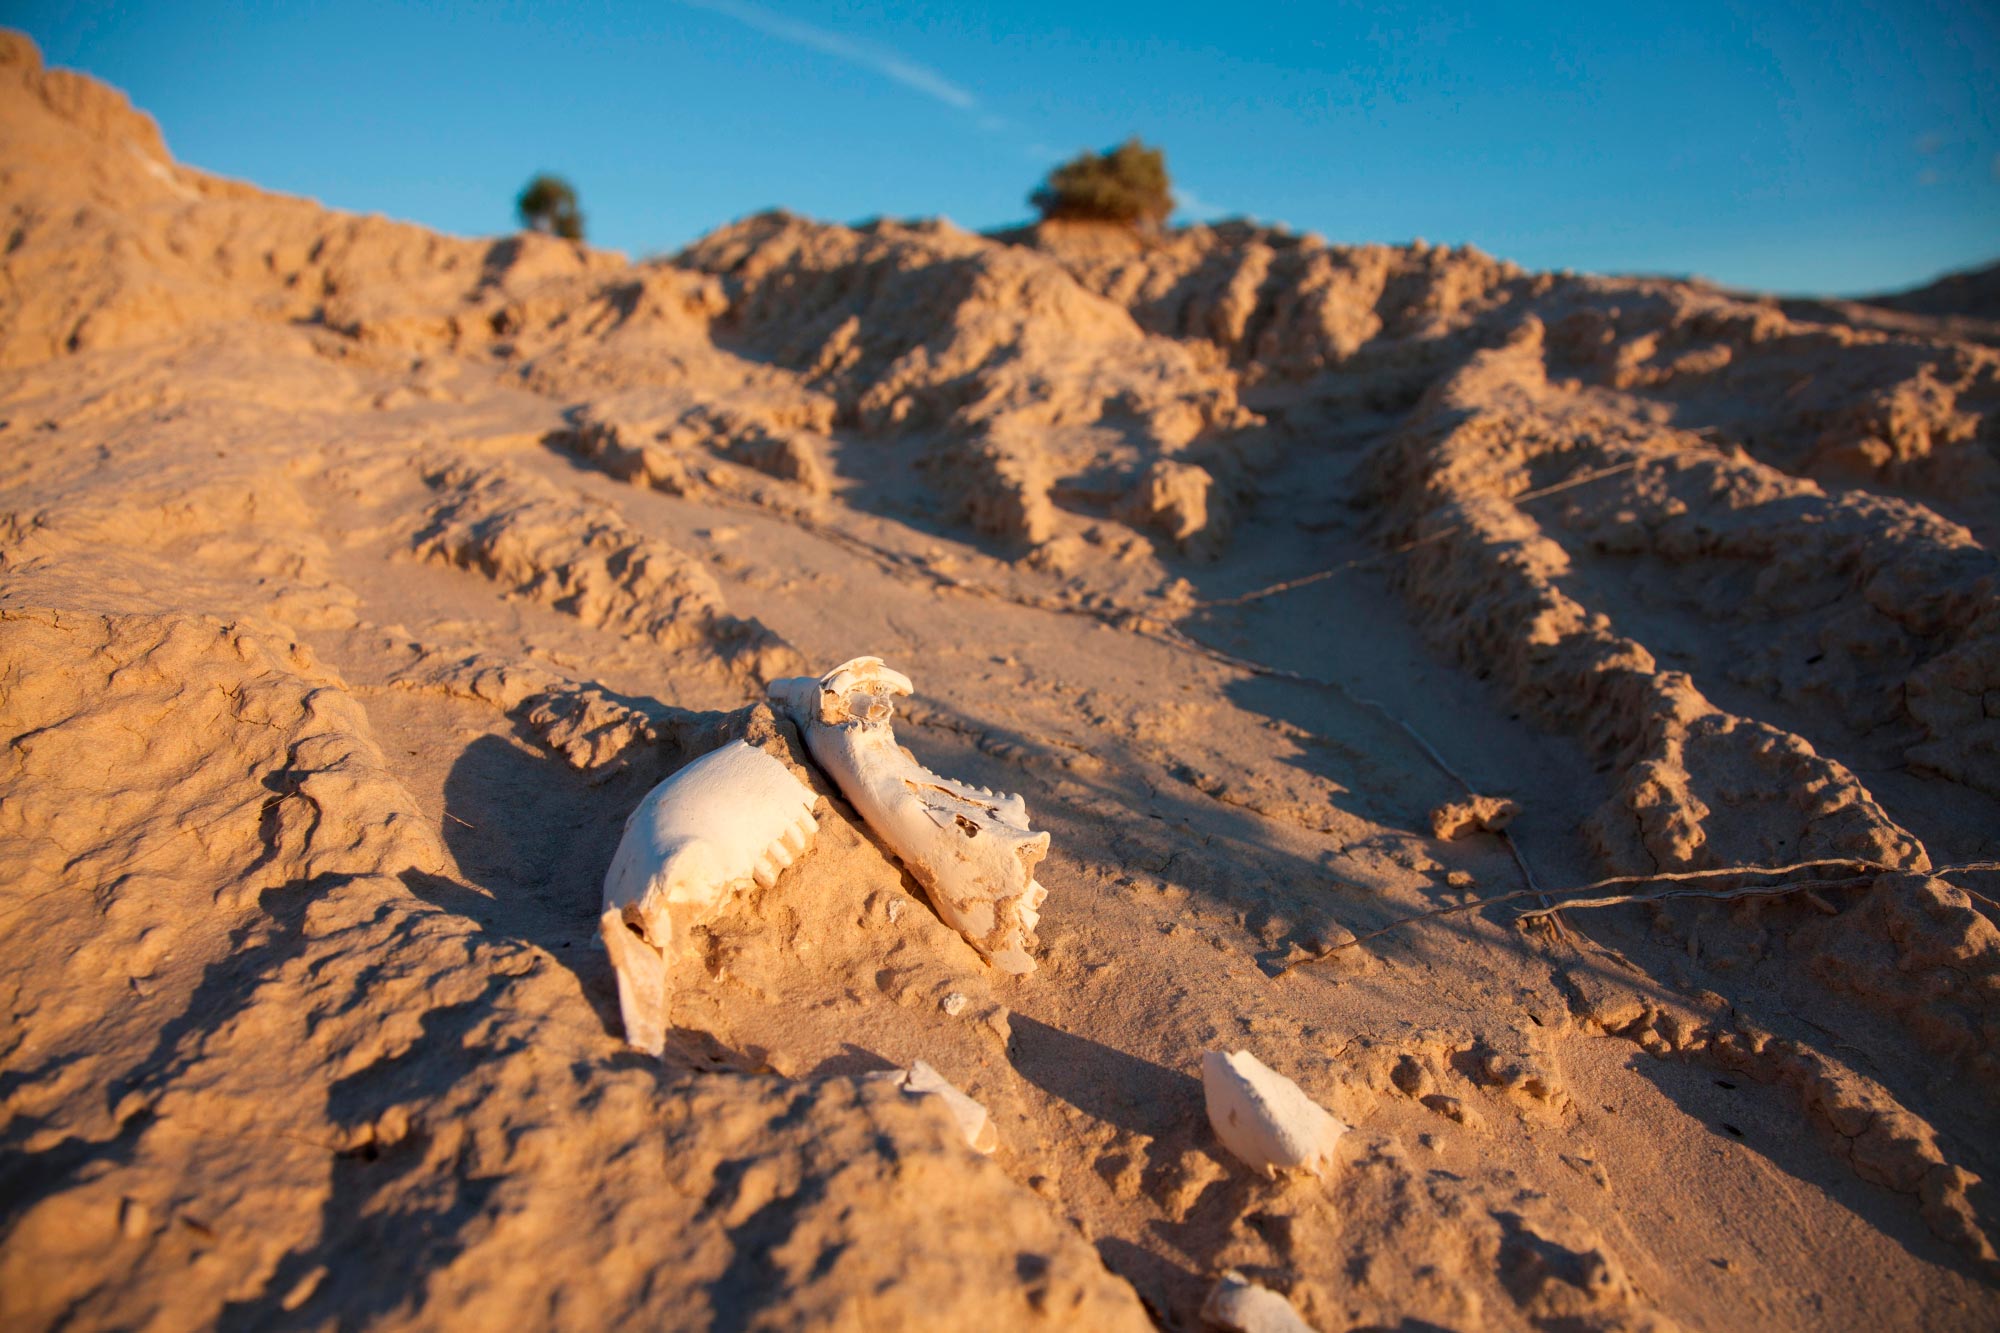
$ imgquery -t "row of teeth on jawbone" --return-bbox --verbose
[597,657,1347,1201]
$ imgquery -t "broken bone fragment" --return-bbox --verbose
[769,656,1049,974]
[1201,1050,1348,1178]
[867,1059,1000,1154]
[1429,793,1520,841]
[600,740,821,1055]
[1201,1271,1316,1333]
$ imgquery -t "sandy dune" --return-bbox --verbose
[3,31,1997,1331]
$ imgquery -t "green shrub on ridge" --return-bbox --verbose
[1030,139,1173,231]
[517,174,584,241]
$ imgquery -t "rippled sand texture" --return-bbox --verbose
[3,31,1997,1332]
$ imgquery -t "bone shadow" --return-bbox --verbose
[806,1043,901,1078]
[1092,1236,1208,1327]
[1005,1015,1202,1139]
[420,730,660,1041]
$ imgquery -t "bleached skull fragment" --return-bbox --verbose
[600,740,820,1054]
[1201,1270,1316,1332]
[1200,1049,1347,1178]
[868,1059,999,1154]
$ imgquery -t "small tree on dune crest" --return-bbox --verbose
[1030,138,1173,232]
[517,174,584,241]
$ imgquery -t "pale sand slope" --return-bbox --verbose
[2,29,1998,1332]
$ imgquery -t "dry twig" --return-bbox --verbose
[1200,458,1644,609]
[1281,857,2000,975]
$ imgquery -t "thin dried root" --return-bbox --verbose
[1281,858,2000,976]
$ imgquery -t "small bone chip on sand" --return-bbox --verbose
[770,656,1049,973]
[1429,793,1520,840]
[868,1059,1000,1153]
[601,740,820,1054]
[1202,1271,1316,1333]
[1201,1050,1348,1178]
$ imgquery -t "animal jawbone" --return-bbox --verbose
[770,656,1049,974]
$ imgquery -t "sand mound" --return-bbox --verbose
[1861,259,2000,324]
[3,32,1997,1331]
[677,212,1259,548]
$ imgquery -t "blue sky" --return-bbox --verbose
[14,1,1999,294]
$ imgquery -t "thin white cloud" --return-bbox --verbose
[1174,186,1230,221]
[675,0,977,111]
[670,3,1252,228]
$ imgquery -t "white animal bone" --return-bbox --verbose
[1201,1271,1316,1333]
[868,1059,999,1154]
[769,657,1048,973]
[600,740,820,1054]
[1201,1050,1348,1178]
